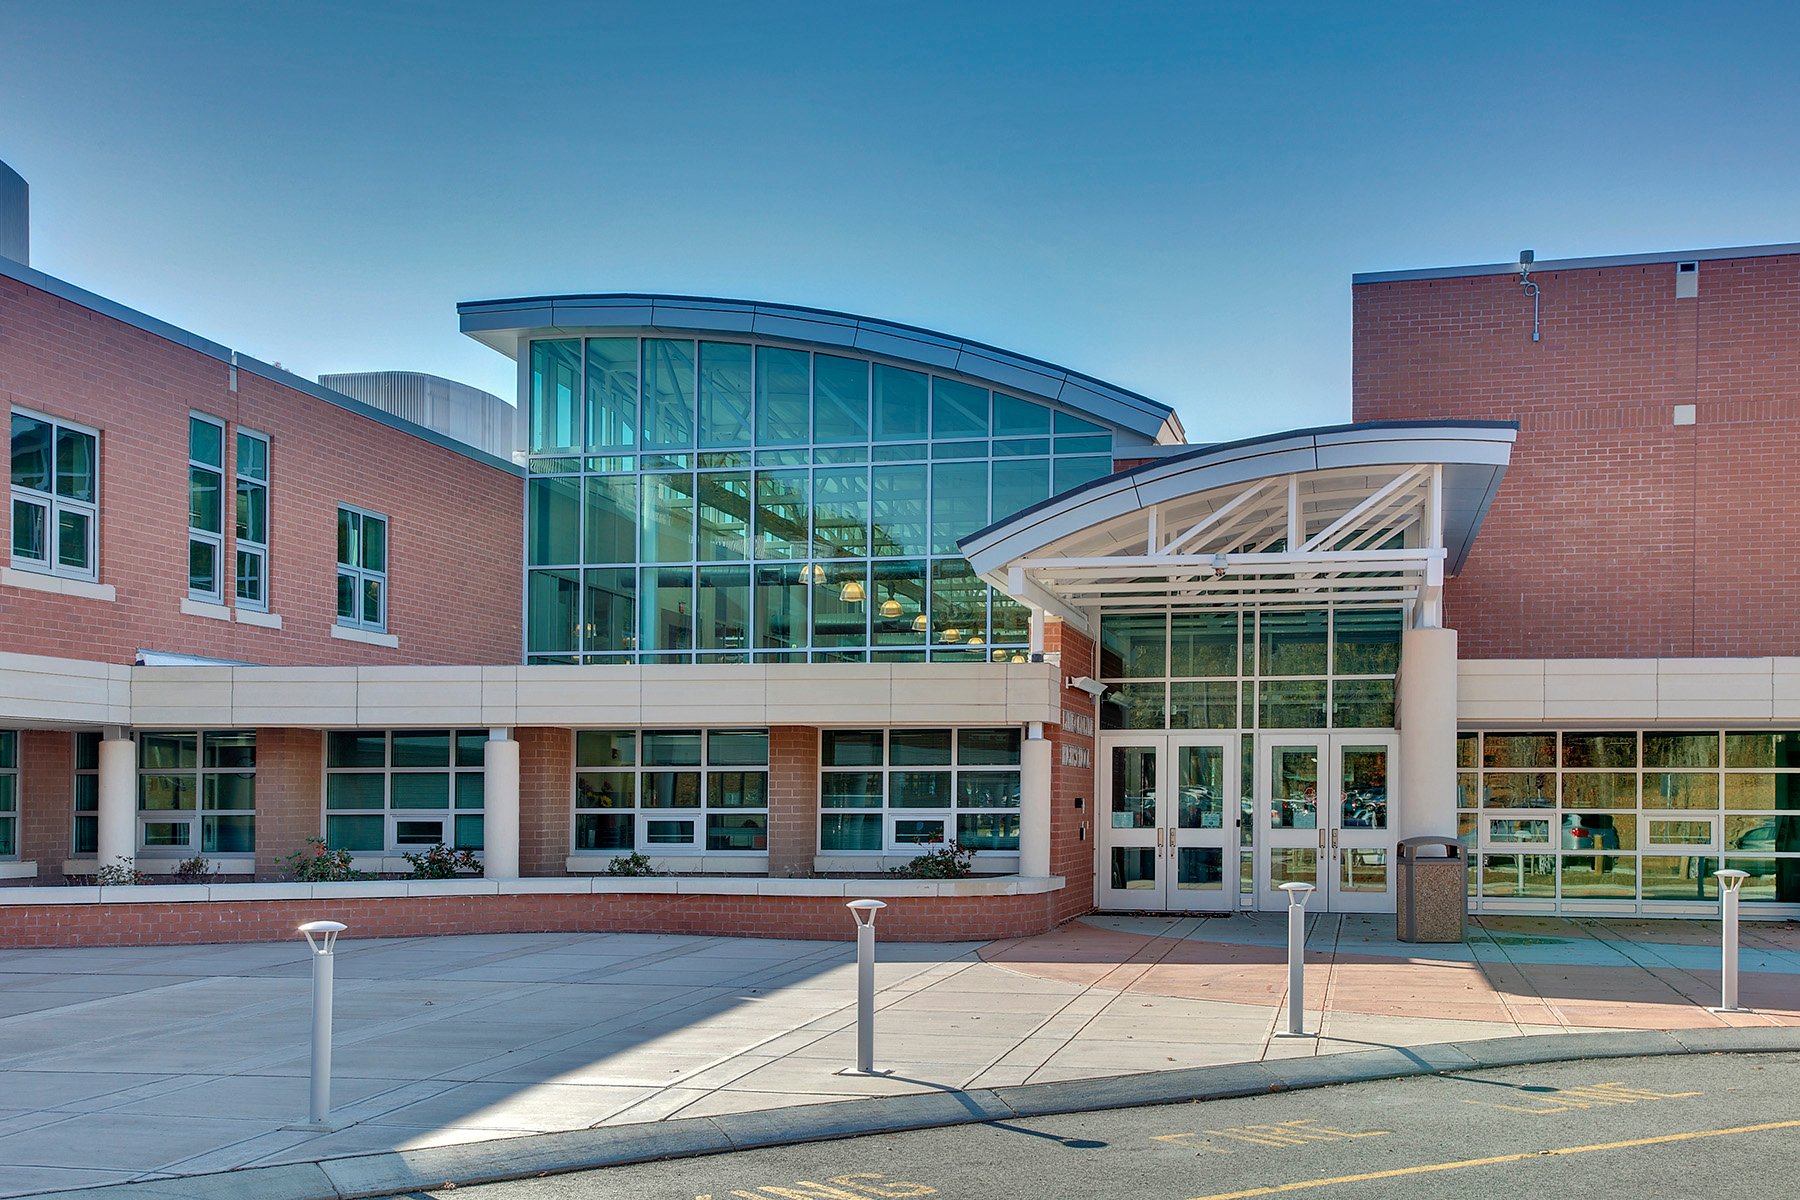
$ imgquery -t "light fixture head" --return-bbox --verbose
[993,649,1008,661]
[880,597,903,619]
[1010,653,1026,664]
[1517,248,1534,277]
[912,612,929,632]
[941,626,961,643]
[839,580,865,603]
[799,563,826,584]
[966,634,984,646]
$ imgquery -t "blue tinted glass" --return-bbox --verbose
[812,467,869,558]
[584,568,635,652]
[992,393,1051,436]
[873,365,928,441]
[529,339,582,453]
[932,378,988,439]
[755,563,807,650]
[641,474,696,562]
[697,472,751,561]
[641,567,694,652]
[527,569,580,653]
[756,347,810,446]
[813,561,868,648]
[930,461,988,553]
[698,342,752,448]
[992,458,1051,520]
[993,437,1051,456]
[814,354,870,443]
[754,470,809,560]
[1054,410,1106,435]
[585,337,638,448]
[1053,455,1112,493]
[584,475,637,563]
[697,565,751,650]
[871,558,927,646]
[527,477,581,565]
[871,464,928,557]
[643,339,696,448]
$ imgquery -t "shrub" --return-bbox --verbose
[888,841,975,879]
[285,837,362,882]
[603,851,665,877]
[402,843,483,879]
[96,856,149,886]
[172,855,214,884]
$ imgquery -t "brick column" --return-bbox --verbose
[1046,619,1099,921]
[518,727,572,877]
[766,726,820,878]
[18,730,74,876]
[254,729,324,881]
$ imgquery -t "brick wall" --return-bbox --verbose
[519,727,572,876]
[17,730,73,872]
[1044,619,1098,921]
[0,273,522,667]
[1353,254,1800,659]
[0,891,1075,948]
[766,726,820,877]
[253,729,322,880]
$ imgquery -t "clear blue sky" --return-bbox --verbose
[3,1,1796,442]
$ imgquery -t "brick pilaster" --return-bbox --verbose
[765,726,820,877]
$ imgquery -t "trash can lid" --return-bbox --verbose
[1396,835,1464,858]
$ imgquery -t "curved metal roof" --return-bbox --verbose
[960,421,1516,626]
[458,292,1184,445]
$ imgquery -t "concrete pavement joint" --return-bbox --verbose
[18,1026,1800,1200]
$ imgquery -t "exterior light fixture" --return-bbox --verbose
[880,595,902,619]
[1517,249,1541,343]
[912,613,929,632]
[839,580,866,603]
[800,564,827,584]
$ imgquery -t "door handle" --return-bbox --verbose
[1157,827,1164,851]
[1331,827,1339,851]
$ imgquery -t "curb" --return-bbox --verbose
[23,1026,1800,1200]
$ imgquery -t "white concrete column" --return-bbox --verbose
[96,731,136,868]
[483,728,521,881]
[1020,722,1053,878]
[1396,626,1458,841]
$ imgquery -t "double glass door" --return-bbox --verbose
[1098,735,1235,912]
[1257,733,1396,912]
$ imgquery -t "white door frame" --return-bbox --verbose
[1255,731,1398,913]
[1096,732,1236,912]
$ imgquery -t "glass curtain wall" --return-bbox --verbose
[523,337,1116,664]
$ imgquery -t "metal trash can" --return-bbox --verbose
[1396,835,1467,943]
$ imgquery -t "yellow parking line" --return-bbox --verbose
[1187,1117,1800,1200]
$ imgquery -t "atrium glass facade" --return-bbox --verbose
[521,337,1119,664]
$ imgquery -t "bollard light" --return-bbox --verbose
[1710,870,1751,1014]
[843,899,890,1076]
[299,920,347,1127]
[1276,882,1317,1038]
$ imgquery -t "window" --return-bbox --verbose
[574,729,768,855]
[73,732,98,855]
[10,409,98,580]
[325,730,485,854]
[188,414,226,601]
[820,728,1021,854]
[336,506,388,631]
[236,430,269,609]
[0,731,16,859]
[137,731,256,855]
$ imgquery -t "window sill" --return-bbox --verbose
[180,597,233,622]
[0,862,39,880]
[566,854,768,875]
[2,566,116,603]
[331,623,399,649]
[234,608,283,630]
[815,853,1021,875]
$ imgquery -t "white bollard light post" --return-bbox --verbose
[844,899,889,1075]
[1710,870,1751,1014]
[1276,882,1317,1038]
[299,920,347,1125]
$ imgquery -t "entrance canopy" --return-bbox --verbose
[960,421,1515,632]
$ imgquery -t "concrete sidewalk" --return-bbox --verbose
[0,913,1794,1196]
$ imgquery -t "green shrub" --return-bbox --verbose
[603,851,665,877]
[96,856,149,886]
[888,841,975,879]
[403,843,483,879]
[172,855,214,883]
[285,837,363,882]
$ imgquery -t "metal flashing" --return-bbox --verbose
[1354,241,1800,285]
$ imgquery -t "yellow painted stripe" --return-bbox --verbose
[1187,1117,1800,1200]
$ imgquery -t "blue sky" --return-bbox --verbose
[2,1,1796,441]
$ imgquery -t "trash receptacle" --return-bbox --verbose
[1396,836,1467,943]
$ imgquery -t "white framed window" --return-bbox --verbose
[0,731,17,860]
[235,429,269,610]
[573,729,768,855]
[137,731,256,856]
[73,731,98,856]
[188,414,226,601]
[10,408,99,581]
[820,728,1021,854]
[324,730,485,854]
[336,505,388,631]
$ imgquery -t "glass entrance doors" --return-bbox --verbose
[1257,733,1397,913]
[1098,735,1235,912]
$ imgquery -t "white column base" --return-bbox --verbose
[483,733,522,882]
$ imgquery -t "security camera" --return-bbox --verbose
[1065,675,1109,699]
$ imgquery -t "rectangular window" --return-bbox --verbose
[0,730,16,859]
[10,408,98,581]
[324,729,486,854]
[574,729,768,856]
[137,731,255,856]
[187,414,226,601]
[336,505,389,632]
[819,728,1021,855]
[235,430,270,609]
[73,731,98,855]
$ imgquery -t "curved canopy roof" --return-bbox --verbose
[458,292,1184,445]
[960,421,1515,631]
